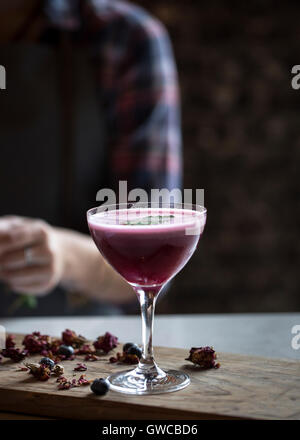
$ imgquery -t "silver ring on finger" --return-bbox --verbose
[24,247,34,265]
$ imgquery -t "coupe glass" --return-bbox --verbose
[87,202,206,394]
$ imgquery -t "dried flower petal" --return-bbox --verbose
[56,376,68,383]
[1,347,28,362]
[75,344,95,355]
[58,381,72,390]
[6,335,16,349]
[77,374,90,386]
[1,335,25,362]
[62,329,87,348]
[93,332,118,354]
[185,346,220,369]
[74,363,87,372]
[25,363,51,381]
[110,352,139,365]
[48,339,63,354]
[24,362,41,374]
[53,364,64,376]
[84,353,99,362]
[57,374,90,390]
[22,332,50,354]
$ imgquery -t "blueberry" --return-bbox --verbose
[39,357,55,370]
[127,344,142,359]
[90,378,110,396]
[123,342,135,353]
[58,345,74,357]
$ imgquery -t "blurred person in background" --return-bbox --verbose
[0,0,181,316]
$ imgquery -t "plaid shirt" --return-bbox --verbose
[45,0,182,193]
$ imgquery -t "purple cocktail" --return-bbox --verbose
[87,203,206,394]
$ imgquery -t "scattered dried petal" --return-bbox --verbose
[48,339,63,355]
[110,352,139,365]
[1,347,28,362]
[56,374,90,390]
[18,366,29,371]
[74,363,87,372]
[93,332,118,354]
[24,362,40,374]
[6,335,16,349]
[185,346,220,369]
[53,364,64,376]
[84,353,99,362]
[75,344,95,355]
[58,381,72,390]
[77,374,90,386]
[62,329,87,348]
[25,363,51,381]
[22,332,50,354]
[56,376,68,383]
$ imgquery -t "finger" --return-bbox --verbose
[8,282,52,296]
[0,221,47,255]
[0,265,51,286]
[0,217,24,235]
[8,278,53,296]
[7,282,51,297]
[0,245,51,270]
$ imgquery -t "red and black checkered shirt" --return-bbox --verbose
[46,0,182,193]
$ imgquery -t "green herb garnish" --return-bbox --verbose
[7,294,38,315]
[122,215,175,226]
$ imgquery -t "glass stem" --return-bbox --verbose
[135,287,163,378]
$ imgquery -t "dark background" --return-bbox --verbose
[135,0,300,313]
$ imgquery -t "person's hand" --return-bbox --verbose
[0,216,64,296]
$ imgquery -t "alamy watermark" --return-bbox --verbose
[94,182,206,235]
[291,325,300,350]
[0,65,6,90]
[96,181,204,207]
[291,65,300,90]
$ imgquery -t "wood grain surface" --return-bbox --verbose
[0,335,299,420]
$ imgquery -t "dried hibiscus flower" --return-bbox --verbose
[23,362,40,374]
[25,362,51,381]
[74,363,87,372]
[57,374,90,390]
[1,335,28,362]
[77,374,90,386]
[75,344,95,355]
[57,377,72,390]
[109,351,139,365]
[53,364,64,376]
[62,329,87,348]
[185,346,220,369]
[22,332,50,354]
[5,335,16,349]
[48,339,63,354]
[84,353,99,362]
[93,332,118,354]
[33,365,52,381]
[2,347,28,362]
[57,376,68,384]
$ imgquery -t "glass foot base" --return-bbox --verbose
[107,368,190,395]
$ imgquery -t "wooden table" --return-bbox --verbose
[0,313,299,419]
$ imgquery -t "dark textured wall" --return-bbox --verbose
[136,0,300,313]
